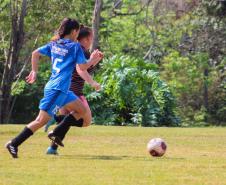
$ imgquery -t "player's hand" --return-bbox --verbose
[90,49,99,60]
[98,51,104,59]
[90,49,103,64]
[98,50,104,59]
[91,81,101,91]
[26,71,37,84]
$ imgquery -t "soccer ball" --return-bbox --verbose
[147,138,167,157]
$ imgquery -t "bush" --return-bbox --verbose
[85,55,180,126]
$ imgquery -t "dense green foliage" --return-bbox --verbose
[85,55,179,126]
[0,0,225,126]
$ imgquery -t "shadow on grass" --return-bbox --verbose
[60,154,185,161]
[61,154,143,161]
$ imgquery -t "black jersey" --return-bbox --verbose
[70,47,95,96]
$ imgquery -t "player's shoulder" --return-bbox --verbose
[72,42,83,52]
[63,41,79,48]
[43,41,55,48]
[74,42,82,48]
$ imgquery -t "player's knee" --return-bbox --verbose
[82,116,92,127]
[35,116,47,127]
[82,121,91,127]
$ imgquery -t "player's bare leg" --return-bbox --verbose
[47,98,88,147]
[6,111,51,158]
[47,97,92,154]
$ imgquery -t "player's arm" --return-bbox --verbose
[76,65,101,91]
[26,43,51,84]
[26,49,41,84]
[78,50,103,71]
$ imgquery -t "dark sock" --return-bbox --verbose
[11,127,33,147]
[54,114,66,123]
[70,119,84,127]
[52,114,83,142]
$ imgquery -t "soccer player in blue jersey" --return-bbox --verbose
[44,25,101,133]
[5,18,103,158]
[45,25,101,155]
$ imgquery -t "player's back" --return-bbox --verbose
[38,38,86,94]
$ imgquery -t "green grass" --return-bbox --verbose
[0,125,226,185]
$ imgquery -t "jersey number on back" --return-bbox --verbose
[53,58,63,73]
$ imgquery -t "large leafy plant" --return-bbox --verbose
[85,55,179,126]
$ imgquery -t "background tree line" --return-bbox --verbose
[0,0,225,126]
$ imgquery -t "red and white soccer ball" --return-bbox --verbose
[147,138,167,157]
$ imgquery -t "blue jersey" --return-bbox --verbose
[38,39,86,93]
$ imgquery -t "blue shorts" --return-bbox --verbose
[39,89,78,117]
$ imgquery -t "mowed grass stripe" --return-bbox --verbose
[0,125,226,185]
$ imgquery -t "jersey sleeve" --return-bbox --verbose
[37,43,51,58]
[75,44,87,64]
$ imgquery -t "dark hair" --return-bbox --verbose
[77,25,92,41]
[57,18,80,39]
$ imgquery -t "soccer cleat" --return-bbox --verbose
[5,141,18,158]
[48,131,64,147]
[44,118,56,132]
[46,146,59,155]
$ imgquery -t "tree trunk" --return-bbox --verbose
[203,68,209,111]
[203,67,209,122]
[91,0,103,52]
[176,0,185,19]
[0,0,27,123]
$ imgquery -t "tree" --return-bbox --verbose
[91,0,103,51]
[0,0,95,123]
[0,0,27,123]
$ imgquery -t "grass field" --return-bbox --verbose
[0,125,226,185]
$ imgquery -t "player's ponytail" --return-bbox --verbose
[57,18,80,39]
